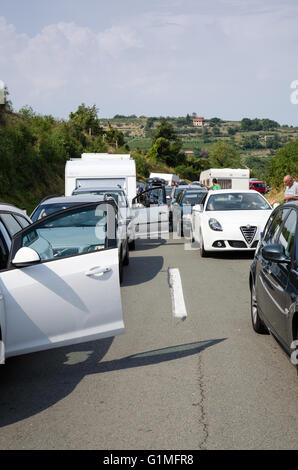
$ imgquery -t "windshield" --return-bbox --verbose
[73,189,128,207]
[251,182,266,188]
[206,193,271,211]
[31,203,79,222]
[181,192,206,206]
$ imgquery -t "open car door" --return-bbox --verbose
[131,186,169,239]
[0,201,124,359]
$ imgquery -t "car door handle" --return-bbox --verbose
[85,266,112,277]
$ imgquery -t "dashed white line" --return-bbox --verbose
[168,268,187,319]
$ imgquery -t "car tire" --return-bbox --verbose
[119,252,124,284]
[177,219,183,237]
[128,239,135,250]
[200,232,208,258]
[250,281,268,334]
[123,243,129,266]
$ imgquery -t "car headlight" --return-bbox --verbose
[208,218,223,231]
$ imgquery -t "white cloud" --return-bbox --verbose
[98,26,143,58]
[0,2,298,122]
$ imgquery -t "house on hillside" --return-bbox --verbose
[185,151,195,158]
[193,117,204,127]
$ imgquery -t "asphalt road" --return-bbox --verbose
[0,236,297,449]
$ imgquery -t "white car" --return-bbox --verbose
[31,195,129,283]
[0,200,124,363]
[71,186,136,250]
[190,190,272,256]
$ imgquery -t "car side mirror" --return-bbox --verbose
[262,244,291,264]
[12,247,41,268]
[273,203,279,209]
[193,204,204,212]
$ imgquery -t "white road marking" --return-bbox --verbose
[168,268,187,319]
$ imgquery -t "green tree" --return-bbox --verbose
[267,139,298,187]
[209,117,222,127]
[69,103,103,136]
[209,142,242,168]
[104,124,125,148]
[148,119,184,167]
[153,118,178,142]
[227,127,237,136]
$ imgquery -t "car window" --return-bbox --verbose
[176,191,184,203]
[264,208,291,244]
[276,209,297,257]
[0,233,8,270]
[135,187,164,206]
[14,214,30,228]
[181,192,206,206]
[0,213,23,235]
[73,190,128,208]
[31,203,80,222]
[206,193,271,211]
[174,188,184,199]
[20,205,110,261]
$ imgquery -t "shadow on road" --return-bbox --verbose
[122,255,164,286]
[134,238,167,251]
[206,251,255,260]
[0,338,226,428]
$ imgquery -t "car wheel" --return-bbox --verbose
[180,220,184,237]
[123,243,129,266]
[119,252,124,284]
[128,240,135,250]
[250,281,268,334]
[177,219,183,237]
[200,232,208,258]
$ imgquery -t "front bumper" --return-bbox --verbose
[203,226,261,251]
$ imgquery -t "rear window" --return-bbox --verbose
[31,203,79,222]
[0,213,22,235]
[14,214,30,228]
[181,192,206,206]
[251,182,266,188]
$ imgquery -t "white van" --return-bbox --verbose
[149,173,179,186]
[65,153,136,205]
[199,168,250,190]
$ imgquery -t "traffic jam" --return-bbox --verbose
[0,153,297,370]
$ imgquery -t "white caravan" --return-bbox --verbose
[199,168,250,190]
[149,173,179,186]
[65,154,169,243]
[65,153,136,206]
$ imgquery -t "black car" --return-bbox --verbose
[249,202,298,367]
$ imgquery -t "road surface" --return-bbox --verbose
[0,237,297,449]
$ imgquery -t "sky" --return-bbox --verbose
[1,0,298,124]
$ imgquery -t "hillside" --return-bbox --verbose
[100,115,298,180]
[0,97,297,214]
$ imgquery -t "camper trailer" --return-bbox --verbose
[65,153,136,205]
[199,168,250,190]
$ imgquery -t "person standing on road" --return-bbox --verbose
[270,175,298,205]
[203,178,222,190]
[283,175,298,202]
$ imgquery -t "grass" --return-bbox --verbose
[265,187,284,205]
